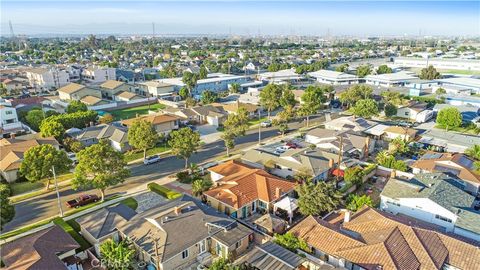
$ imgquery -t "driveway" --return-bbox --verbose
[197,124,222,144]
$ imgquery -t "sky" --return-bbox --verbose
[1,1,479,37]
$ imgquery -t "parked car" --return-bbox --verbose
[286,142,299,149]
[260,120,272,127]
[144,155,161,165]
[67,152,77,164]
[66,194,99,208]
[186,124,197,131]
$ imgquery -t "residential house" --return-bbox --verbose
[410,152,480,194]
[204,160,297,219]
[219,101,259,117]
[0,105,24,137]
[290,207,480,270]
[66,124,131,152]
[121,113,180,136]
[25,68,70,90]
[242,147,333,181]
[114,91,142,102]
[116,195,253,270]
[305,128,374,160]
[81,66,116,84]
[79,95,108,106]
[98,80,136,100]
[0,135,59,182]
[1,78,25,93]
[1,225,80,270]
[417,129,480,153]
[308,70,359,85]
[57,83,101,101]
[139,81,175,98]
[395,101,433,123]
[324,116,375,132]
[76,204,136,255]
[235,242,307,270]
[365,71,418,87]
[380,172,480,241]
[164,105,227,127]
[383,126,417,141]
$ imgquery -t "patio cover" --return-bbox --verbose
[274,197,298,223]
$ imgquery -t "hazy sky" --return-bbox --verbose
[1,1,479,36]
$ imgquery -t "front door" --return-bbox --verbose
[199,240,206,254]
[242,206,247,218]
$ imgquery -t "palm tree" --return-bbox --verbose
[466,145,480,160]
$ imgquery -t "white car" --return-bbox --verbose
[260,120,272,127]
[144,155,161,165]
[67,152,78,164]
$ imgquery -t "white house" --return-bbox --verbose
[395,101,433,123]
[380,172,480,242]
[308,70,359,85]
[81,66,116,84]
[25,68,70,90]
[0,105,23,137]
[324,116,375,132]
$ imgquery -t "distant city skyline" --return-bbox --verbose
[1,1,479,37]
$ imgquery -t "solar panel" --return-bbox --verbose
[457,156,474,169]
[422,153,442,160]
[434,165,460,176]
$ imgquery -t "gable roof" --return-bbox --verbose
[204,161,297,209]
[1,225,80,270]
[121,113,180,127]
[57,83,86,94]
[80,95,103,106]
[290,207,480,270]
[100,80,125,90]
[67,123,128,144]
[384,126,417,137]
[411,152,480,184]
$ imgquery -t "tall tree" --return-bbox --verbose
[201,90,218,104]
[127,120,158,160]
[168,127,201,168]
[229,83,240,94]
[279,86,297,109]
[182,71,199,96]
[66,100,88,114]
[419,65,441,80]
[25,109,45,131]
[335,63,349,72]
[20,144,71,190]
[344,166,365,186]
[436,107,462,131]
[100,240,135,270]
[356,64,372,78]
[351,98,379,118]
[222,107,249,156]
[259,84,282,118]
[0,184,15,230]
[299,85,326,127]
[384,103,398,118]
[376,64,393,74]
[40,120,65,140]
[339,84,373,108]
[72,140,130,201]
[296,180,340,216]
[199,65,208,79]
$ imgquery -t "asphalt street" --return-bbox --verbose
[3,114,326,232]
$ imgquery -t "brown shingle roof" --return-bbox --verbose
[100,80,124,90]
[290,207,480,270]
[121,113,180,127]
[384,126,417,137]
[80,95,103,105]
[204,161,297,209]
[57,83,85,94]
[1,225,80,270]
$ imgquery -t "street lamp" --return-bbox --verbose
[51,166,64,217]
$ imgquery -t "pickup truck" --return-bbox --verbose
[66,194,99,208]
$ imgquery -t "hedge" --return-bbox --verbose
[44,110,98,129]
[147,183,182,200]
[52,217,91,251]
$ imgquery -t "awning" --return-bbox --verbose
[273,196,298,213]
[331,168,344,177]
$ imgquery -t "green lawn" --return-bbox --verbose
[10,173,74,196]
[435,125,480,135]
[110,103,166,121]
[120,197,138,211]
[438,69,480,76]
[124,144,171,162]
[248,117,268,126]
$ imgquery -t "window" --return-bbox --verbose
[235,241,240,249]
[181,249,189,259]
[435,214,452,223]
[5,110,13,115]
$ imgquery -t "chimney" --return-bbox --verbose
[328,158,334,168]
[390,170,397,179]
[174,206,181,216]
[275,187,282,198]
[344,211,351,223]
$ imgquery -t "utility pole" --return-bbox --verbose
[336,135,344,187]
[51,166,64,217]
[258,109,262,144]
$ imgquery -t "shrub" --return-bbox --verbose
[176,171,191,183]
[147,183,182,200]
[274,232,311,253]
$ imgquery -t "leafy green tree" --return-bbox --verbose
[356,64,372,78]
[466,145,480,160]
[339,84,373,108]
[344,166,364,186]
[389,136,409,154]
[199,65,208,79]
[222,108,249,155]
[66,100,88,113]
[299,85,327,127]
[192,178,213,197]
[25,109,45,131]
[44,110,97,129]
[384,103,398,118]
[279,87,296,109]
[99,240,135,270]
[99,113,114,124]
[179,87,189,100]
[419,65,441,80]
[260,84,282,118]
[376,65,393,74]
[436,107,462,131]
[127,120,158,160]
[381,91,405,106]
[73,140,130,201]
[335,63,349,72]
[273,232,311,253]
[201,90,218,104]
[20,144,71,190]
[436,87,446,95]
[40,120,65,140]
[376,150,407,171]
[182,71,199,96]
[63,137,84,153]
[229,83,240,94]
[0,184,15,230]
[168,127,201,168]
[296,180,340,216]
[351,99,379,118]
[346,194,373,212]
